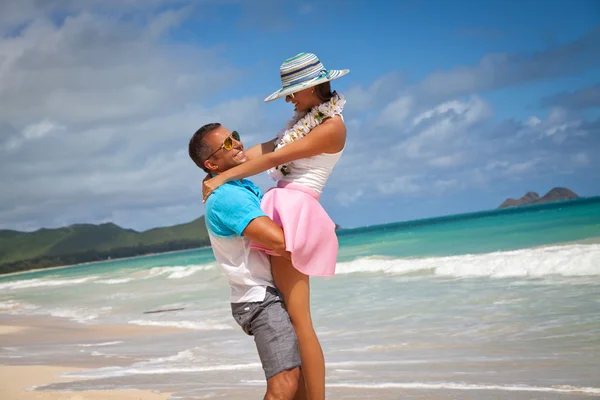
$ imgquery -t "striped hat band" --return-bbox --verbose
[264,52,350,102]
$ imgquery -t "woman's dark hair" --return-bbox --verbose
[314,81,336,102]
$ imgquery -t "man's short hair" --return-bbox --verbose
[189,123,222,173]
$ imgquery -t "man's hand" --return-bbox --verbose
[243,216,289,259]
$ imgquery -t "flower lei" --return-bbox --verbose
[267,93,345,181]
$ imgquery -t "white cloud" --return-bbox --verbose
[412,96,490,133]
[516,107,586,144]
[324,95,505,201]
[22,120,63,140]
[0,0,182,31]
[326,89,594,207]
[504,159,540,176]
[413,98,475,126]
[377,96,413,128]
[0,96,270,230]
[541,108,584,141]
[0,6,255,231]
[377,175,421,195]
[2,119,65,151]
[429,154,464,168]
[0,12,237,128]
[394,96,491,162]
[573,152,589,166]
[433,179,458,192]
[540,84,600,110]
[343,72,404,114]
[485,160,509,171]
[412,28,600,105]
[146,6,191,38]
[525,116,541,127]
[335,190,364,207]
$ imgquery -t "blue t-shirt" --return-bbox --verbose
[204,178,273,303]
[205,178,266,237]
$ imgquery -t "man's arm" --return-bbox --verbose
[243,217,291,260]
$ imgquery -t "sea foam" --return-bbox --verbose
[60,362,261,379]
[0,300,38,314]
[146,264,215,279]
[95,278,132,285]
[327,382,600,395]
[335,244,600,278]
[0,276,99,291]
[127,319,232,331]
[45,306,113,323]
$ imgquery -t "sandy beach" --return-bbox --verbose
[0,365,170,400]
[0,315,185,346]
[2,313,598,400]
[0,316,179,400]
[0,316,277,399]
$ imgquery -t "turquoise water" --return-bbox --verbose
[337,197,600,261]
[1,198,600,399]
[3,197,598,283]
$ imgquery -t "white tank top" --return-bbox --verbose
[278,114,345,194]
[279,148,344,195]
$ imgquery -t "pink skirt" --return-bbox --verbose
[250,181,338,277]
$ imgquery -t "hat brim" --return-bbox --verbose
[264,69,350,103]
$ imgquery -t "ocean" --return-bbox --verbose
[1,198,600,399]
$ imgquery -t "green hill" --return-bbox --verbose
[0,217,209,275]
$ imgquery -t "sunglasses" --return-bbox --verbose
[207,131,240,159]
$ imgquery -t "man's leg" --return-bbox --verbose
[293,368,307,400]
[265,366,301,400]
[251,288,303,400]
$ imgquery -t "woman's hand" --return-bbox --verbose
[202,174,224,203]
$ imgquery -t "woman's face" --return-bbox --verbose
[285,88,319,112]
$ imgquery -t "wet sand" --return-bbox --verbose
[0,315,181,399]
[0,365,171,400]
[0,314,186,347]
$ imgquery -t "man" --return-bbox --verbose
[188,123,305,400]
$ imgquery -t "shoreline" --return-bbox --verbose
[0,314,190,347]
[562,236,600,245]
[2,236,599,279]
[0,245,213,278]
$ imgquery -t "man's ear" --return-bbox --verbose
[204,159,219,172]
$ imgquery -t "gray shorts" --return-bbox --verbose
[231,287,301,379]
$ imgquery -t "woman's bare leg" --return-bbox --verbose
[271,256,324,400]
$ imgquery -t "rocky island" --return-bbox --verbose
[498,187,579,209]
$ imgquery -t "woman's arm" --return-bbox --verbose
[227,116,345,179]
[203,116,346,200]
[244,138,277,160]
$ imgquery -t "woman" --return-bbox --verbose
[203,52,349,400]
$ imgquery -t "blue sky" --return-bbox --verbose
[0,0,599,231]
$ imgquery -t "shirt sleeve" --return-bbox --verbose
[206,185,266,237]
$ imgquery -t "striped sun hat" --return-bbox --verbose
[264,52,350,102]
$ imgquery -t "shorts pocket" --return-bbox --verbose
[231,302,259,335]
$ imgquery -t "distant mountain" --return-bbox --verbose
[498,187,579,209]
[0,218,209,275]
